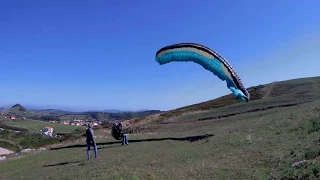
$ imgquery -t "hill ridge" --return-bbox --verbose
[132,76,320,125]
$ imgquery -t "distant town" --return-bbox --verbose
[0,112,110,138]
[1,113,104,126]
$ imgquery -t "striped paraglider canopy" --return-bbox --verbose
[155,43,250,102]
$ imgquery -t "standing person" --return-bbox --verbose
[117,122,129,145]
[86,122,99,159]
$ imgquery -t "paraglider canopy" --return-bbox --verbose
[155,43,250,102]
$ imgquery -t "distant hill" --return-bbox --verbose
[102,109,122,113]
[33,109,122,114]
[133,109,152,112]
[72,110,163,121]
[1,104,162,122]
[108,110,162,120]
[32,108,154,114]
[32,109,80,115]
[0,101,161,122]
[102,109,153,113]
[10,104,27,112]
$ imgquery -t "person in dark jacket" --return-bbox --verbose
[86,123,99,159]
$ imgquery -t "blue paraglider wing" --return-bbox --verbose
[155,43,250,102]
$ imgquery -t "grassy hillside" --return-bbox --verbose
[135,76,320,125]
[0,76,320,179]
[0,140,20,152]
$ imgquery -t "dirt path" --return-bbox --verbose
[263,82,276,98]
[0,147,14,155]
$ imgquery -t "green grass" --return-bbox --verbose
[1,99,319,179]
[0,120,86,150]
[0,140,20,152]
[2,119,85,133]
[0,129,59,149]
[0,127,85,150]
[155,76,320,120]
[0,119,86,151]
[0,76,320,179]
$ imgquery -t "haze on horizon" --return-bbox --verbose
[1,0,320,111]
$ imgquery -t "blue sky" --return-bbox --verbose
[0,0,319,111]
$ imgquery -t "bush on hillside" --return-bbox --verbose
[0,140,20,152]
[102,121,114,129]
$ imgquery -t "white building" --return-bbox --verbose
[42,126,53,137]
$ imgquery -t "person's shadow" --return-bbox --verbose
[42,160,83,167]
[50,133,214,151]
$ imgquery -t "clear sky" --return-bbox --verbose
[1,0,319,111]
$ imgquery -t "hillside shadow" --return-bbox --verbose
[50,134,214,151]
[43,160,82,167]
